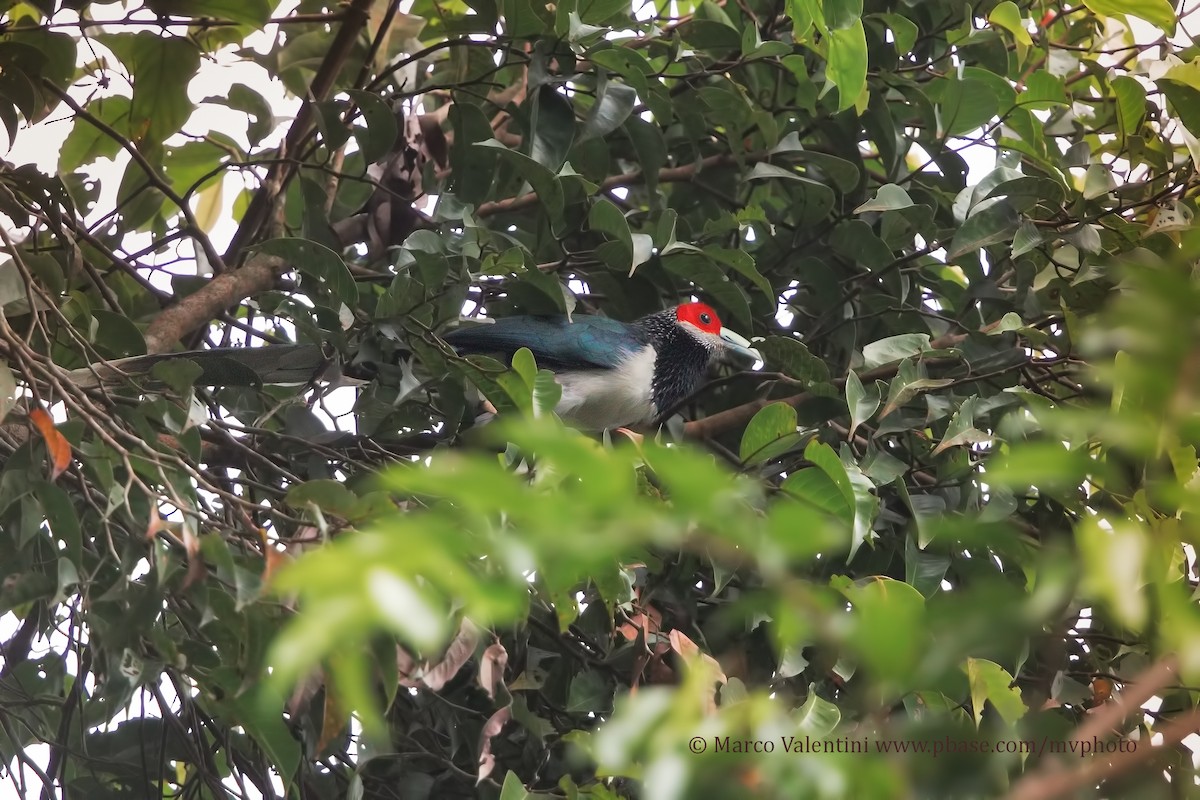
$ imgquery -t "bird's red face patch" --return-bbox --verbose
[676,302,722,334]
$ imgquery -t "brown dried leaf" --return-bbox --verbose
[478,642,508,701]
[287,667,326,716]
[416,113,449,168]
[476,704,512,785]
[398,643,419,688]
[180,523,205,591]
[668,630,728,713]
[419,618,482,692]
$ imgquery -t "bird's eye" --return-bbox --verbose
[700,313,712,325]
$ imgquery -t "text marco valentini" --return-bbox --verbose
[713,736,868,754]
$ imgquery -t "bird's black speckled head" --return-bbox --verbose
[634,306,720,421]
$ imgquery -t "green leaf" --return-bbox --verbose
[709,247,773,298]
[511,346,537,387]
[589,197,633,264]
[579,79,636,142]
[1083,164,1116,199]
[254,238,357,305]
[840,448,880,562]
[0,361,17,424]
[144,0,273,27]
[965,658,1027,727]
[747,162,811,182]
[933,397,991,455]
[988,1,1032,46]
[757,336,831,384]
[854,183,913,213]
[904,534,949,597]
[286,479,360,516]
[880,359,953,418]
[501,0,551,36]
[877,13,917,53]
[622,116,667,195]
[836,576,924,678]
[475,139,565,232]
[92,310,146,359]
[861,334,931,370]
[937,77,998,137]
[529,85,575,171]
[231,686,301,790]
[740,402,798,463]
[1082,0,1176,34]
[1018,70,1069,110]
[793,684,841,734]
[981,176,1065,212]
[576,0,633,24]
[825,20,867,111]
[1012,219,1041,256]
[676,19,741,52]
[845,370,879,439]
[205,84,274,147]
[38,480,82,565]
[822,0,862,30]
[803,440,879,560]
[987,442,1108,492]
[59,96,132,172]
[97,33,200,150]
[1076,517,1149,630]
[947,201,1020,259]
[348,90,398,163]
[1157,59,1200,137]
[1112,75,1147,143]
[781,468,851,520]
[566,670,611,713]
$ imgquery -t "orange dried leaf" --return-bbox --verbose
[315,685,347,755]
[262,546,290,584]
[30,407,71,480]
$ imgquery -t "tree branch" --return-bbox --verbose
[1005,656,1188,800]
[476,151,769,218]
[223,0,380,263]
[142,257,281,354]
[683,331,973,439]
[140,0,379,353]
[43,80,227,276]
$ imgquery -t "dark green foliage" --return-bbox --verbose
[1,0,1198,798]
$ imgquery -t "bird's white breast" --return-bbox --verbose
[553,346,657,430]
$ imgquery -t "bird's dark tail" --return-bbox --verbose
[65,344,334,389]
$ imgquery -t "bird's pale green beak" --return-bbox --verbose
[718,327,763,368]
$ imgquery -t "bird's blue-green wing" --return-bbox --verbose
[442,315,648,370]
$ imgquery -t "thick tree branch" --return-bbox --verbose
[140,0,378,353]
[1006,656,1187,800]
[142,257,281,354]
[223,0,380,263]
[138,149,778,351]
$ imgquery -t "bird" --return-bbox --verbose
[66,302,762,431]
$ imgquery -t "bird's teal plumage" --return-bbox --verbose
[442,315,651,370]
[66,302,761,431]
